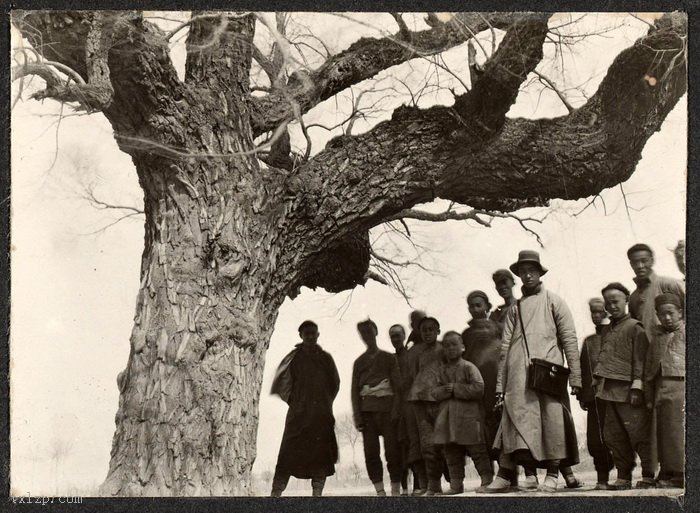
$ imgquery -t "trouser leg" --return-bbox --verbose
[361,412,383,484]
[655,379,685,482]
[467,443,495,484]
[311,476,326,497]
[604,402,636,480]
[413,401,441,491]
[443,444,466,481]
[615,401,655,479]
[271,470,290,497]
[378,411,404,484]
[588,399,614,481]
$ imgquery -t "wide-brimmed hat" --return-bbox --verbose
[509,250,548,276]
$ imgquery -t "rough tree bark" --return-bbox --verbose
[12,10,687,496]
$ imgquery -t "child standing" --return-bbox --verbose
[594,283,654,490]
[645,293,685,488]
[579,298,615,489]
[432,331,494,494]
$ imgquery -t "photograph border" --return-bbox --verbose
[2,0,697,511]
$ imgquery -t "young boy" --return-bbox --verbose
[579,298,615,489]
[645,293,685,488]
[432,331,494,494]
[407,316,444,495]
[594,283,654,490]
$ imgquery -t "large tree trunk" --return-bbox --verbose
[100,150,286,496]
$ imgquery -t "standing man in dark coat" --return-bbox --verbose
[579,298,615,489]
[389,324,413,495]
[403,310,428,493]
[270,320,340,497]
[461,290,501,463]
[352,320,403,496]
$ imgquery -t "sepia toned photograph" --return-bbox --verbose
[9,8,687,501]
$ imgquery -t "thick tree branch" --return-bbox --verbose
[453,13,551,134]
[280,12,686,295]
[250,12,524,136]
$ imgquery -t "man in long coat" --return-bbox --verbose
[481,250,581,493]
[270,320,340,497]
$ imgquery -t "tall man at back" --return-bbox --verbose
[627,243,685,340]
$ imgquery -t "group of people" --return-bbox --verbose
[268,243,685,497]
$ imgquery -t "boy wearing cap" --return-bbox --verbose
[270,321,340,497]
[594,283,654,490]
[407,316,445,495]
[579,298,615,489]
[481,250,581,493]
[352,320,403,496]
[432,331,494,494]
[645,293,685,488]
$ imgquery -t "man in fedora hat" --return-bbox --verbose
[480,250,581,493]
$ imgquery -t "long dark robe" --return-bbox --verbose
[272,343,340,478]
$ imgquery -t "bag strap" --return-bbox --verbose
[516,299,531,362]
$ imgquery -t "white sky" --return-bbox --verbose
[9,12,685,494]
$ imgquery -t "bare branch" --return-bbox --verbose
[533,70,575,113]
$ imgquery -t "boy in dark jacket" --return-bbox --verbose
[579,298,615,489]
[352,319,403,496]
[594,283,654,490]
[645,293,685,488]
[433,332,494,494]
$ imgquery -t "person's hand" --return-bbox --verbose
[444,384,455,394]
[629,389,644,407]
[578,400,588,411]
[570,386,581,396]
[494,393,504,412]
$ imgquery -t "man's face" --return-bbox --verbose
[657,303,682,331]
[358,324,377,345]
[603,290,628,320]
[468,297,489,320]
[300,326,319,344]
[442,334,464,360]
[518,262,542,289]
[389,327,405,349]
[629,250,654,279]
[590,304,608,326]
[494,278,514,300]
[420,320,440,345]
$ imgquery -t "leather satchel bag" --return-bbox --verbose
[517,300,570,400]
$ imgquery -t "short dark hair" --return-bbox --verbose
[357,319,378,335]
[298,320,318,333]
[627,243,654,259]
[419,316,440,329]
[442,331,463,342]
[389,324,406,334]
[601,282,631,300]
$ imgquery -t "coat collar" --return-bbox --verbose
[633,271,657,287]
